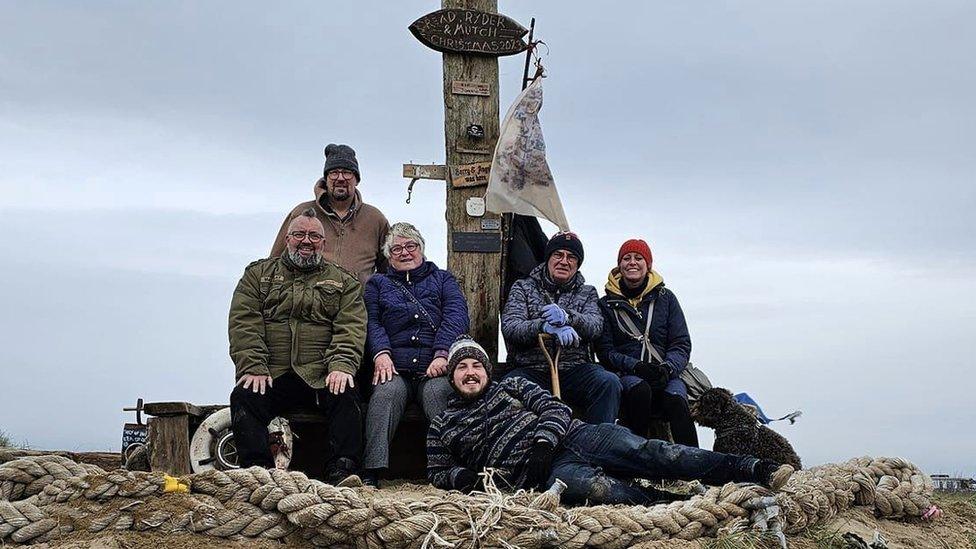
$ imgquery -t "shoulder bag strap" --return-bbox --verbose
[612,298,665,363]
[641,298,666,363]
[387,278,439,332]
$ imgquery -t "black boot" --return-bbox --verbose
[326,457,361,486]
[362,468,384,488]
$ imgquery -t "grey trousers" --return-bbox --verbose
[363,374,453,470]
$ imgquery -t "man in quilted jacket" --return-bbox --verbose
[501,232,622,424]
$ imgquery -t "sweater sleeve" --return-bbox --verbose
[566,285,604,342]
[426,419,470,490]
[433,271,470,352]
[374,213,391,274]
[501,280,545,347]
[504,377,572,446]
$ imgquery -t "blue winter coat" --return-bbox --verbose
[364,261,470,376]
[595,271,691,398]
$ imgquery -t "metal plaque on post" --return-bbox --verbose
[452,231,501,253]
[409,9,528,57]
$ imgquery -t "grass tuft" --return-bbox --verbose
[0,429,11,447]
[799,525,847,549]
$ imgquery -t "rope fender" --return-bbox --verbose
[0,454,935,547]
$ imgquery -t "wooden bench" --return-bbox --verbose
[143,379,672,479]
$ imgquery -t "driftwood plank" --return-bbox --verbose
[143,401,204,417]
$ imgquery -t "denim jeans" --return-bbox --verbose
[549,423,758,505]
[503,363,622,424]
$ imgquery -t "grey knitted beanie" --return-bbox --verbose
[323,144,361,180]
[447,336,492,388]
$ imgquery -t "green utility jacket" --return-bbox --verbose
[229,257,366,389]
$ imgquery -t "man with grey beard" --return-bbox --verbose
[229,209,367,483]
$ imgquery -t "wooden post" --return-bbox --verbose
[147,416,191,475]
[144,401,203,475]
[442,0,503,363]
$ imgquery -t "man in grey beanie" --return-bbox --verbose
[427,336,794,505]
[270,144,390,285]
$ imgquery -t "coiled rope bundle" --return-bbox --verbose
[0,453,935,547]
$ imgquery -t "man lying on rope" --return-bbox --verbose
[427,336,795,505]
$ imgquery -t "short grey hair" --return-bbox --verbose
[287,208,324,232]
[383,222,426,258]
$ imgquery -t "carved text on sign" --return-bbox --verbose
[409,9,528,57]
[451,162,492,188]
[452,80,491,96]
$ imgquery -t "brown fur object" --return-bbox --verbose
[691,388,802,470]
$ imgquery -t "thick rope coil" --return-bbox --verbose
[0,454,935,547]
[0,455,101,501]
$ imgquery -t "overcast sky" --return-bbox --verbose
[1,1,974,476]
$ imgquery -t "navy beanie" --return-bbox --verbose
[544,231,584,265]
[323,144,361,181]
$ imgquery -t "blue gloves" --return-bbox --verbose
[556,325,581,347]
[541,304,568,327]
[543,323,580,347]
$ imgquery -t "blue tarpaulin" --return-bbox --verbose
[734,392,802,425]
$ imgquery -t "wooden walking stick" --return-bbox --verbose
[537,334,561,399]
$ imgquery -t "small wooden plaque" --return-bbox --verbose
[452,80,490,96]
[402,163,447,180]
[451,162,492,188]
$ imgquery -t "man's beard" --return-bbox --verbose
[287,248,322,269]
[455,378,490,401]
[330,187,351,201]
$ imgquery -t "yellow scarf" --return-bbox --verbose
[605,268,664,309]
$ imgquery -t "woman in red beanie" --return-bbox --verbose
[594,239,698,447]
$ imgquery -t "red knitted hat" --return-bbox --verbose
[617,239,652,265]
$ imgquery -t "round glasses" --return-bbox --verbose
[288,231,324,243]
[328,169,356,180]
[390,242,420,255]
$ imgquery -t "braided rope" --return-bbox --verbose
[0,455,101,501]
[0,454,935,547]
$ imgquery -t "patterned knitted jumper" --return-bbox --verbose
[427,376,584,490]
